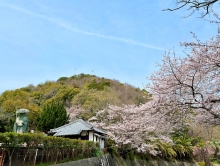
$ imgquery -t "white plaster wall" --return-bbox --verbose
[100,139,104,149]
[89,131,94,141]
[103,139,105,148]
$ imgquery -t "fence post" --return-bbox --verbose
[34,149,38,166]
[0,148,4,166]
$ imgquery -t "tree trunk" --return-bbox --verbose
[8,148,15,166]
[201,147,210,166]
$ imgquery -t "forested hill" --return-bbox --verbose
[0,73,150,130]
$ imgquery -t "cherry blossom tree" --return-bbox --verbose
[89,102,183,156]
[147,28,220,125]
[89,30,220,155]
[66,105,85,121]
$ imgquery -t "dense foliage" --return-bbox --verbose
[0,132,98,149]
[0,74,149,131]
[37,101,69,133]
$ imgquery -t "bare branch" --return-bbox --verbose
[164,0,219,16]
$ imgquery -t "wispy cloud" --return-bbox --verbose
[1,2,169,51]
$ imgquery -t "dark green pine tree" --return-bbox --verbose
[37,101,69,133]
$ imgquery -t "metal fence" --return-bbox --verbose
[1,147,99,166]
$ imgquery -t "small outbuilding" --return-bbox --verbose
[49,118,106,149]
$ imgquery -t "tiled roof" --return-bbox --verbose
[49,119,105,136]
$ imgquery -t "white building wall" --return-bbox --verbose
[89,131,94,141]
[88,131,105,148]
[100,138,104,149]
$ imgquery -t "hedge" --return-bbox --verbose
[0,132,101,165]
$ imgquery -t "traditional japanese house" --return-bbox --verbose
[49,118,106,148]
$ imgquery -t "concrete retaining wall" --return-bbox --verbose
[52,154,198,166]
[53,154,116,166]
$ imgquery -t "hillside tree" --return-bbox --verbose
[37,101,69,133]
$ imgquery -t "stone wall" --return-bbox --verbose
[52,154,198,166]
[53,154,116,166]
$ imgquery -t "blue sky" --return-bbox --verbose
[0,0,218,93]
